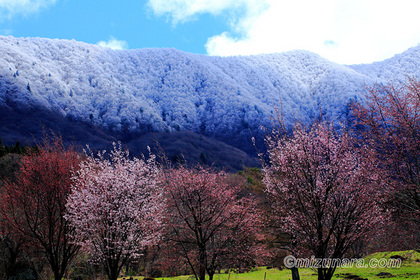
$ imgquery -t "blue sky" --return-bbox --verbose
[0,0,229,54]
[1,0,420,64]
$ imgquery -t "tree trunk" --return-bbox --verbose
[50,258,64,280]
[207,259,216,280]
[318,267,334,280]
[198,246,207,280]
[291,267,300,280]
[108,266,119,280]
[53,271,64,280]
[318,267,324,280]
[105,258,121,280]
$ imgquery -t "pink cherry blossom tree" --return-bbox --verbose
[264,122,383,280]
[0,137,81,280]
[162,166,266,280]
[352,78,420,228]
[66,144,163,280]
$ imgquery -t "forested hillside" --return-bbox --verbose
[1,36,420,167]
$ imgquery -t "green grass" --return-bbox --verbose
[332,250,420,280]
[118,250,420,280]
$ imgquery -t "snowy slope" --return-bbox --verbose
[0,36,419,151]
[349,45,420,82]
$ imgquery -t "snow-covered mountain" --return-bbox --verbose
[1,36,420,167]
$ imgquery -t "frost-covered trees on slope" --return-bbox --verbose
[66,144,163,280]
[2,36,420,146]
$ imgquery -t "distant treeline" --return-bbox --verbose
[0,137,37,157]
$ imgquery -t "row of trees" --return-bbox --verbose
[0,78,419,280]
[0,138,32,157]
[0,140,266,280]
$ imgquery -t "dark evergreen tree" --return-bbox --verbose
[0,138,5,157]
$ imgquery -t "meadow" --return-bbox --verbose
[119,250,420,280]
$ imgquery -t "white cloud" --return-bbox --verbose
[148,0,420,64]
[97,37,128,50]
[0,0,57,19]
[147,0,267,25]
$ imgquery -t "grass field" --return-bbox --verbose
[118,250,420,280]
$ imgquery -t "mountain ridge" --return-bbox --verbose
[1,36,420,168]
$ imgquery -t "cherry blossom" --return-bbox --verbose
[66,143,164,280]
[264,122,383,280]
